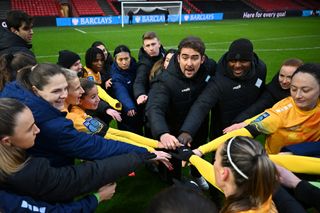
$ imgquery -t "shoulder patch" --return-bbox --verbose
[255,78,263,88]
[253,112,270,122]
[87,76,94,82]
[83,117,104,134]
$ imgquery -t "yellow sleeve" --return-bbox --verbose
[105,131,155,152]
[244,113,261,125]
[97,85,122,111]
[270,154,320,175]
[189,155,222,192]
[107,128,159,148]
[198,128,253,154]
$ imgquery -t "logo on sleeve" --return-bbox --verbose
[87,76,94,82]
[253,112,270,122]
[83,117,104,134]
[255,78,262,88]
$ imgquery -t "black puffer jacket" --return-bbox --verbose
[133,45,166,99]
[0,25,34,57]
[180,52,266,138]
[146,54,216,146]
[233,71,290,123]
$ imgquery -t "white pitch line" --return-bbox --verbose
[74,28,87,34]
[36,46,320,59]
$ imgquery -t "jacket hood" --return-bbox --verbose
[218,52,261,81]
[0,81,65,124]
[0,27,32,52]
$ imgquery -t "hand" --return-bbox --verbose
[177,132,192,146]
[106,109,122,122]
[97,182,117,202]
[136,95,148,105]
[192,149,203,157]
[105,78,112,89]
[127,109,136,117]
[151,151,173,170]
[276,164,301,188]
[160,133,181,150]
[223,122,247,134]
[171,146,194,161]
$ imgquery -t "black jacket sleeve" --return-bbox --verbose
[7,153,146,203]
[232,90,274,123]
[273,186,307,213]
[0,190,98,213]
[133,63,150,99]
[294,180,320,211]
[146,81,171,139]
[180,78,220,137]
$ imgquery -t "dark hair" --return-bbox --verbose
[0,98,27,137]
[178,36,205,56]
[292,63,320,86]
[6,10,33,30]
[0,53,37,90]
[113,45,131,57]
[146,185,218,213]
[220,136,278,213]
[80,78,96,97]
[91,41,106,48]
[85,47,105,69]
[17,63,65,91]
[142,31,159,41]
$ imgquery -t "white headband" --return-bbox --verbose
[227,137,249,180]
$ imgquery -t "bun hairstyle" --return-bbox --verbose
[220,136,278,213]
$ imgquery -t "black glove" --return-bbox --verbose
[139,152,157,162]
[171,146,194,161]
[177,132,192,146]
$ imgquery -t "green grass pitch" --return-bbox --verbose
[33,17,320,212]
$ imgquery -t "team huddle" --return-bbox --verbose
[0,10,320,213]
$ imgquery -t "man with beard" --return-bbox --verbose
[146,36,215,189]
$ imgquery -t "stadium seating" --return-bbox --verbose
[191,0,254,13]
[106,0,119,15]
[11,0,60,16]
[71,0,105,16]
[293,0,320,10]
[247,0,304,11]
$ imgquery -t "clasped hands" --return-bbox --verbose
[158,132,203,162]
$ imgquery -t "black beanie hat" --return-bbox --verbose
[57,50,81,68]
[226,38,253,61]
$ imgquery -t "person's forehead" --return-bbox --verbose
[143,38,159,45]
[20,21,32,29]
[180,47,201,56]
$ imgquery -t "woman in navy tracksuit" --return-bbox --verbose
[111,45,144,134]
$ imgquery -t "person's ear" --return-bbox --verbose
[221,167,230,181]
[200,55,205,64]
[0,136,12,146]
[32,85,40,97]
[177,54,180,63]
[10,27,18,34]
